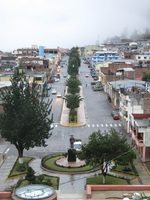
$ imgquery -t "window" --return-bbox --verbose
[35,77,42,81]
[138,57,141,59]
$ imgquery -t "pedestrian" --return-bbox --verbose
[86,84,87,87]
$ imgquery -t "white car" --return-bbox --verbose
[51,89,56,94]
[46,84,51,90]
[54,78,60,82]
[73,140,82,151]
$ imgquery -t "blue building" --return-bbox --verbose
[90,51,119,68]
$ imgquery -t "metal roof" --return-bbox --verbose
[109,80,146,90]
[136,119,150,127]
[117,68,134,72]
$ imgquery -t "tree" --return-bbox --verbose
[142,72,150,82]
[66,76,81,94]
[68,57,79,75]
[64,94,83,111]
[0,72,53,163]
[69,47,81,67]
[67,47,81,75]
[78,129,136,184]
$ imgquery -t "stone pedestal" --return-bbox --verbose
[67,149,76,162]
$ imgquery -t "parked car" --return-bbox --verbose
[46,83,51,90]
[73,139,82,151]
[113,113,120,120]
[91,81,101,86]
[93,77,97,80]
[85,74,89,78]
[91,72,96,77]
[63,74,67,78]
[47,79,54,83]
[93,85,103,91]
[111,110,118,117]
[51,89,57,94]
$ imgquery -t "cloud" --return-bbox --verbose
[0,0,150,51]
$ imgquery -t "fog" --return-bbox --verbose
[0,0,150,51]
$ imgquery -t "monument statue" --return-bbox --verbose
[68,135,76,162]
[70,135,75,149]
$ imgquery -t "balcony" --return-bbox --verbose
[130,128,143,147]
[135,138,143,147]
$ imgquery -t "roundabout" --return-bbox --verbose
[41,136,100,174]
[41,154,100,175]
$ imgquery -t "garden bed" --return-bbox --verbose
[111,161,139,177]
[41,154,99,173]
[15,174,59,190]
[7,157,35,179]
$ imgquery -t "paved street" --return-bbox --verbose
[5,57,124,157]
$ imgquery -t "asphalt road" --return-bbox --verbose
[5,56,124,158]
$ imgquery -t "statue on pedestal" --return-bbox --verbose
[68,135,76,162]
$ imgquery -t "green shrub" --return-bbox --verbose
[42,178,52,186]
[17,164,26,172]
[69,110,77,123]
[25,167,36,182]
[37,174,44,182]
[131,163,139,176]
[15,179,22,188]
[123,167,132,172]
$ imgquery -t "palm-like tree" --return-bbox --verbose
[64,94,83,111]
[66,77,81,94]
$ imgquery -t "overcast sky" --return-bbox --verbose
[1,0,150,52]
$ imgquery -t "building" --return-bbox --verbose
[100,61,133,92]
[0,70,47,96]
[0,56,17,71]
[16,56,50,72]
[135,53,150,65]
[90,51,119,68]
[13,45,61,68]
[84,45,103,60]
[108,79,146,110]
[130,113,150,162]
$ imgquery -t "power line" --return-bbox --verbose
[57,147,134,187]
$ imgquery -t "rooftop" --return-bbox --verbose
[117,68,135,72]
[109,80,146,90]
[136,119,150,127]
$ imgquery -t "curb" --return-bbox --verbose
[143,163,150,176]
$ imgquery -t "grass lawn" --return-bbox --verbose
[87,174,129,185]
[8,157,35,178]
[43,155,97,173]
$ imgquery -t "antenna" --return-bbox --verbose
[96,35,99,46]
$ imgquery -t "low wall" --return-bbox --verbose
[87,185,150,199]
[0,192,11,198]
